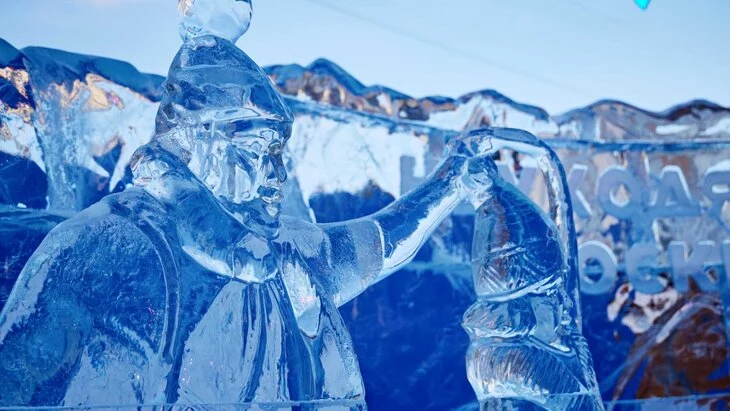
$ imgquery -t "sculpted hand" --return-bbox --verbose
[445,130,500,208]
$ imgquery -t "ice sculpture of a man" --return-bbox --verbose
[0,0,492,407]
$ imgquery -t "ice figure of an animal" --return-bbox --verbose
[0,0,495,407]
[462,128,603,410]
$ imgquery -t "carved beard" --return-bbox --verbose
[219,195,281,239]
[205,171,282,240]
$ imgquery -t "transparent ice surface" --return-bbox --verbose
[178,0,253,42]
[2,8,730,407]
[0,0,493,407]
[462,128,603,410]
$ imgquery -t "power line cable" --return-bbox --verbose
[549,0,635,30]
[300,0,597,99]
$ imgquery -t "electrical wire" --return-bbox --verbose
[300,0,597,99]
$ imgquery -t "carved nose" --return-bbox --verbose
[269,155,287,183]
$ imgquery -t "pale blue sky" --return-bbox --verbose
[1,0,728,114]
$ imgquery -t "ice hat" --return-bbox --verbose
[156,0,293,134]
[178,0,253,43]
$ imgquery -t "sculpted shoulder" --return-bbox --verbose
[0,189,176,405]
[9,188,174,319]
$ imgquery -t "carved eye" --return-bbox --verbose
[269,142,282,156]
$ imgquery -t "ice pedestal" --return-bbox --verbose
[0,401,365,410]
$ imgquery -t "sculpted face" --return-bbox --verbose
[188,115,291,224]
[224,118,289,213]
[158,0,293,233]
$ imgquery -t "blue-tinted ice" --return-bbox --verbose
[0,0,498,407]
[462,128,603,410]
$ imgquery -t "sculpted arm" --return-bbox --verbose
[365,155,466,277]
[287,153,489,307]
